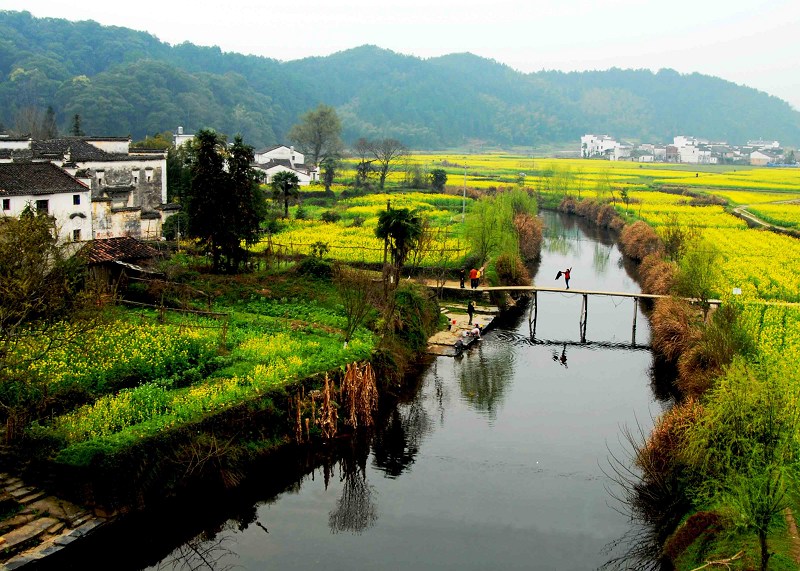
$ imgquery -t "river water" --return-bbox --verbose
[55,212,670,570]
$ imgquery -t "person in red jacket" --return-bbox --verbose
[469,267,478,289]
[563,267,572,289]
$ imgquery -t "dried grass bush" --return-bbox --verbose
[651,298,702,362]
[676,304,756,398]
[676,346,718,398]
[558,196,577,214]
[575,198,601,220]
[340,362,378,429]
[317,373,338,438]
[595,204,618,228]
[620,221,664,261]
[513,213,544,261]
[494,253,531,286]
[637,398,703,479]
[639,253,676,295]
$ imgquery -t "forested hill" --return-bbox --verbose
[2,10,799,149]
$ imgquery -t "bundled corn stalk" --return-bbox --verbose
[341,362,379,429]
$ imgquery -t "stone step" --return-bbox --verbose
[0,517,58,554]
[17,491,46,505]
[27,497,88,525]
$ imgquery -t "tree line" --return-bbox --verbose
[2,11,799,147]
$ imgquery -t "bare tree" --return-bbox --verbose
[352,137,374,187]
[368,138,408,190]
[334,264,378,344]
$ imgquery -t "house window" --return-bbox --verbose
[145,169,153,182]
[2,198,9,211]
[35,199,49,214]
[73,194,81,205]
[72,229,81,242]
[133,175,138,184]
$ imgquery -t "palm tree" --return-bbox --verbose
[271,171,300,218]
[375,207,423,286]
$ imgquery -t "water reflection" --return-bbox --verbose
[455,342,515,419]
[329,437,378,535]
[154,532,239,571]
[372,402,428,478]
[551,343,568,367]
[593,242,613,275]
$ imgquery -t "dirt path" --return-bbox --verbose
[785,508,800,565]
[732,197,800,233]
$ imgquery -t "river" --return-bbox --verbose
[49,212,670,570]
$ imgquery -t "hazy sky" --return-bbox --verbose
[4,0,800,109]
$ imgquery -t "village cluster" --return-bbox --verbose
[0,127,316,243]
[580,133,794,165]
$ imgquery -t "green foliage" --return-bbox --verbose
[672,239,721,304]
[295,257,333,279]
[430,168,447,191]
[186,130,266,272]
[162,211,188,240]
[375,207,424,269]
[684,358,800,570]
[465,188,538,265]
[310,241,329,258]
[287,104,343,166]
[392,284,439,353]
[320,210,341,223]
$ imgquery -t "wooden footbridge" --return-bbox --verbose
[427,283,721,346]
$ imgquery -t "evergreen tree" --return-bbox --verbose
[186,130,266,272]
[70,113,84,136]
[42,106,58,138]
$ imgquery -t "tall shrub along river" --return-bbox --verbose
[50,212,671,570]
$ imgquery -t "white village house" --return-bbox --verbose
[0,136,178,240]
[251,144,319,185]
[0,162,92,243]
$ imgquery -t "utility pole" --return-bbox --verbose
[462,163,467,223]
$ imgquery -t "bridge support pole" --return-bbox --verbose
[632,297,638,346]
[528,291,538,339]
[579,294,588,343]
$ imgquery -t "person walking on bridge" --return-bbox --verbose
[469,267,478,289]
[563,267,572,290]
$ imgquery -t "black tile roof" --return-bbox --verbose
[79,236,159,264]
[0,162,88,197]
[32,139,111,161]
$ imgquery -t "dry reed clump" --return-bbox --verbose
[639,253,676,295]
[595,204,618,229]
[317,374,338,438]
[340,362,378,429]
[636,398,703,479]
[620,221,664,261]
[676,346,718,398]
[494,253,531,286]
[513,213,544,261]
[651,298,702,362]
[575,198,601,220]
[662,510,725,562]
[608,216,625,233]
[558,196,577,214]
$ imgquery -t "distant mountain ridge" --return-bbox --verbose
[1,10,798,149]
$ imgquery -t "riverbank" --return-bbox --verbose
[0,261,443,568]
